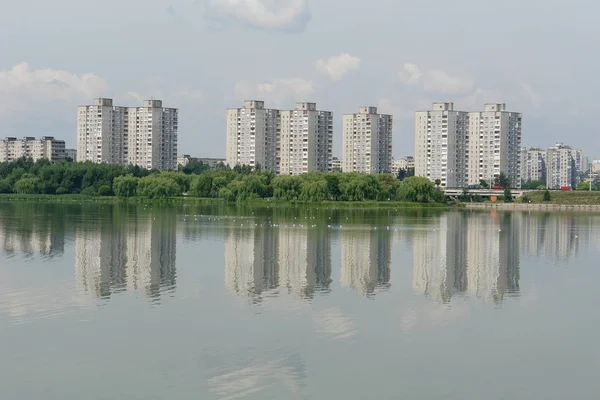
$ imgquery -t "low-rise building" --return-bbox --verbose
[0,136,66,162]
[65,149,77,160]
[391,156,414,175]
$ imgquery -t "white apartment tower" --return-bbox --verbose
[277,102,333,175]
[415,103,522,188]
[415,102,468,188]
[77,98,178,170]
[467,104,522,188]
[520,147,546,183]
[0,136,66,162]
[77,98,127,165]
[545,143,580,189]
[226,100,278,172]
[127,100,178,171]
[342,106,393,174]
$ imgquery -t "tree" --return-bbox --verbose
[543,190,551,201]
[434,178,441,187]
[522,179,545,190]
[14,176,40,194]
[495,172,511,188]
[479,179,490,189]
[98,185,112,196]
[576,181,598,191]
[113,175,139,198]
[137,175,181,199]
[397,176,445,203]
[191,174,214,197]
[503,188,513,202]
[397,167,415,181]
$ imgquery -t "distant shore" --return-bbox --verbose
[466,203,600,212]
[0,194,451,209]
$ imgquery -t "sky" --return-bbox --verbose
[0,0,598,159]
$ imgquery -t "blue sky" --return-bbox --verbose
[0,0,598,158]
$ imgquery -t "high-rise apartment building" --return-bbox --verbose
[0,136,66,162]
[226,100,333,174]
[127,100,178,171]
[342,107,393,174]
[415,103,522,188]
[77,98,127,165]
[277,102,332,175]
[226,100,278,172]
[415,102,468,187]
[467,104,522,188]
[77,98,178,170]
[545,142,583,189]
[520,147,546,183]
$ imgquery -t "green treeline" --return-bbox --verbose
[0,158,445,203]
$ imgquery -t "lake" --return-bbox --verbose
[1,202,599,399]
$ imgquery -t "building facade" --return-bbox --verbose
[65,149,77,160]
[226,100,332,175]
[277,102,332,175]
[0,136,66,162]
[391,156,415,175]
[127,100,178,171]
[545,143,582,189]
[77,98,178,170]
[468,104,522,188]
[342,106,393,174]
[415,102,468,187]
[415,103,522,188]
[226,100,278,172]
[520,147,546,184]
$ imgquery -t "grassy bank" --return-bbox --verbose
[524,191,600,205]
[0,194,453,208]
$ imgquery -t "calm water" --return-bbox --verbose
[1,202,600,399]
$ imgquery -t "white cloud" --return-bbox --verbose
[398,63,474,95]
[234,78,314,106]
[0,62,107,114]
[315,53,361,81]
[398,63,422,85]
[206,0,310,30]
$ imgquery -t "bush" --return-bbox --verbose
[113,175,139,198]
[14,177,41,194]
[543,190,551,201]
[97,185,112,196]
[520,194,530,203]
[55,187,67,195]
[503,188,513,202]
[80,186,97,196]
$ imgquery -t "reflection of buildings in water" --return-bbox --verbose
[75,214,176,299]
[413,211,520,304]
[0,219,65,257]
[413,212,467,303]
[125,216,177,298]
[278,226,331,298]
[224,223,332,299]
[340,228,391,296]
[521,213,580,261]
[224,223,279,298]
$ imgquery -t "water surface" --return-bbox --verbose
[1,202,599,399]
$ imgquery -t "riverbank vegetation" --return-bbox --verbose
[0,158,446,204]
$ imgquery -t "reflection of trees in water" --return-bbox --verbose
[0,203,66,257]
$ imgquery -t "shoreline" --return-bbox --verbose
[0,194,451,209]
[466,203,600,211]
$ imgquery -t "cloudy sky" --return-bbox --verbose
[1,0,598,158]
